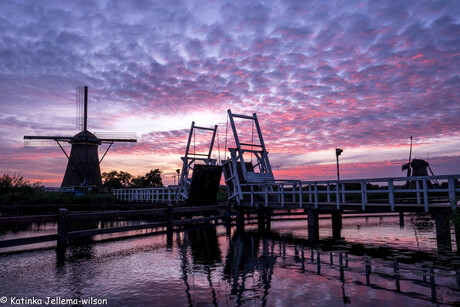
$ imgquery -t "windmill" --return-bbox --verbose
[401,136,438,188]
[24,86,137,191]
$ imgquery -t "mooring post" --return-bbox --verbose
[316,250,321,275]
[307,209,319,244]
[365,255,371,286]
[399,211,405,228]
[430,264,436,302]
[434,211,452,252]
[57,208,69,249]
[166,204,174,247]
[339,251,344,281]
[331,210,342,240]
[394,257,400,292]
[167,204,174,230]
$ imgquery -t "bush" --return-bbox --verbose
[0,173,118,206]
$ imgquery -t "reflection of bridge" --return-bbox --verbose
[176,226,459,306]
[221,231,459,306]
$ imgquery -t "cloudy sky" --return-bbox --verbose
[1,0,459,186]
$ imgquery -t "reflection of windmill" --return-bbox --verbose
[24,86,137,190]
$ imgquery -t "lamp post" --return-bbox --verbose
[176,169,180,186]
[336,148,343,204]
[336,148,343,181]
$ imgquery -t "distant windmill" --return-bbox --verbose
[24,86,137,190]
[401,136,438,188]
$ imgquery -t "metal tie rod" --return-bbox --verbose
[239,142,263,147]
[193,125,216,131]
[230,113,256,120]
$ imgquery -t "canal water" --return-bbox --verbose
[0,214,459,306]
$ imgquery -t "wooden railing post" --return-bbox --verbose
[448,177,456,208]
[167,204,174,230]
[57,208,69,248]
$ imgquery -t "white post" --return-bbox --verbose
[299,182,303,208]
[388,179,395,211]
[314,182,318,209]
[416,180,421,205]
[281,184,285,208]
[423,179,429,212]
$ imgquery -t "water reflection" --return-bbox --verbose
[221,229,459,306]
[223,233,277,306]
[1,216,459,306]
[177,227,222,307]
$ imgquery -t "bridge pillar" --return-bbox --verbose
[307,209,319,244]
[237,208,245,232]
[258,208,265,232]
[257,208,271,233]
[331,211,342,240]
[433,211,452,252]
[266,209,271,232]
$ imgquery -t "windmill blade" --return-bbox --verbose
[76,86,86,131]
[100,138,137,143]
[24,136,72,147]
[96,131,137,142]
[24,139,62,147]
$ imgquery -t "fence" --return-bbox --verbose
[232,174,460,212]
[0,205,227,249]
[113,186,178,203]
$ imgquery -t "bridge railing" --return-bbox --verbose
[234,174,460,212]
[113,186,178,203]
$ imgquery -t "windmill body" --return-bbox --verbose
[61,130,103,190]
[24,86,136,191]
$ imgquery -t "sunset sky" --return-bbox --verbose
[1,0,459,186]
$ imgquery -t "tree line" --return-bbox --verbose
[101,169,163,191]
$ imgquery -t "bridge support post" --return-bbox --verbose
[237,208,245,232]
[307,209,319,244]
[257,208,271,233]
[331,211,342,240]
[433,211,452,252]
[258,208,265,232]
[266,209,271,232]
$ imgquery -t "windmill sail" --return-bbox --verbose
[23,86,137,190]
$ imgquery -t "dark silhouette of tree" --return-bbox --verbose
[102,170,133,191]
[0,173,40,193]
[131,169,163,188]
[102,169,163,190]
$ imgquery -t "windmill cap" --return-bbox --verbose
[71,130,101,145]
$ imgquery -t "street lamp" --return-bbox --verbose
[176,169,180,186]
[336,148,343,203]
[336,148,343,181]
